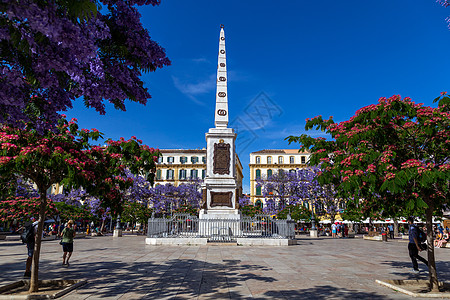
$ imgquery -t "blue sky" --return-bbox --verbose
[66,1,450,193]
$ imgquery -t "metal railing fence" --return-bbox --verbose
[147,213,295,241]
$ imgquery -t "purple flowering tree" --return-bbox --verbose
[1,0,170,129]
[256,168,325,215]
[148,179,202,216]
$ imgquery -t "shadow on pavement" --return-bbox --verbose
[382,260,450,281]
[264,285,390,300]
[36,258,276,299]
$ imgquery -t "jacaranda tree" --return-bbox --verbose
[256,168,324,215]
[0,0,170,130]
[287,94,450,291]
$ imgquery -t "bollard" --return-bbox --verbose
[381,233,387,242]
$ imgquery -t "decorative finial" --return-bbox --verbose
[220,24,224,29]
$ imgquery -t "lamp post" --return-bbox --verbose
[116,214,122,230]
[310,202,318,238]
[113,214,122,237]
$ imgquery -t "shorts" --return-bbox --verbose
[27,242,35,257]
[62,242,73,253]
[332,230,337,234]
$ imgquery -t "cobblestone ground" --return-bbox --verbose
[1,236,449,299]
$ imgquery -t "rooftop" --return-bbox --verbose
[251,149,309,154]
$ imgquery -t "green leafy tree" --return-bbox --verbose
[53,202,94,223]
[277,204,315,222]
[121,202,152,233]
[287,94,450,291]
[240,204,263,217]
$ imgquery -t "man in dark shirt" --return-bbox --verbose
[407,216,428,273]
[21,217,38,278]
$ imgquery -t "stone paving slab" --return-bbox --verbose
[1,236,449,299]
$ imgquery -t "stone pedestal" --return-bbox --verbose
[310,229,318,238]
[113,229,122,237]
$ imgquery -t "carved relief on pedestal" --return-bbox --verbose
[210,192,232,207]
[213,142,230,175]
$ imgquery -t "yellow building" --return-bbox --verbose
[156,149,244,197]
[249,149,310,207]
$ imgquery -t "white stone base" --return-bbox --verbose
[236,238,296,246]
[363,235,382,241]
[113,229,122,237]
[145,237,295,246]
[310,230,318,238]
[199,210,241,219]
[145,237,207,245]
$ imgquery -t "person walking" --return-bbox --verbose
[407,216,428,273]
[388,223,394,239]
[60,220,76,267]
[22,217,38,277]
[331,222,337,238]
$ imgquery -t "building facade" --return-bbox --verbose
[155,149,244,197]
[249,149,310,206]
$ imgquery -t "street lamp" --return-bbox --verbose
[116,214,122,230]
[113,214,123,237]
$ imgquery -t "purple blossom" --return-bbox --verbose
[0,0,170,129]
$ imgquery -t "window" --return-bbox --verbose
[202,156,206,163]
[267,169,273,178]
[256,156,261,164]
[290,169,296,174]
[157,157,163,163]
[267,156,272,164]
[156,169,161,180]
[167,156,174,163]
[256,186,262,196]
[180,157,187,164]
[301,156,306,164]
[255,169,261,179]
[190,169,198,179]
[255,200,263,208]
[166,169,174,180]
[290,156,294,164]
[278,156,283,164]
[202,169,206,179]
[304,201,309,210]
[191,156,199,164]
[179,169,186,180]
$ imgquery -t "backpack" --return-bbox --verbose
[417,226,427,243]
[20,223,35,244]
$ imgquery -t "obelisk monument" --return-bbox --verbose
[199,25,239,220]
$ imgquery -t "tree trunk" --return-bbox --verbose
[425,204,439,292]
[29,190,47,293]
[393,219,399,237]
[100,219,105,233]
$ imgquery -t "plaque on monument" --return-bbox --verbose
[210,192,232,207]
[213,142,230,174]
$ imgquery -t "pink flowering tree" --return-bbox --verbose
[0,118,103,291]
[287,94,450,291]
[0,117,159,292]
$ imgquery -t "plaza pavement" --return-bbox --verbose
[1,235,449,299]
